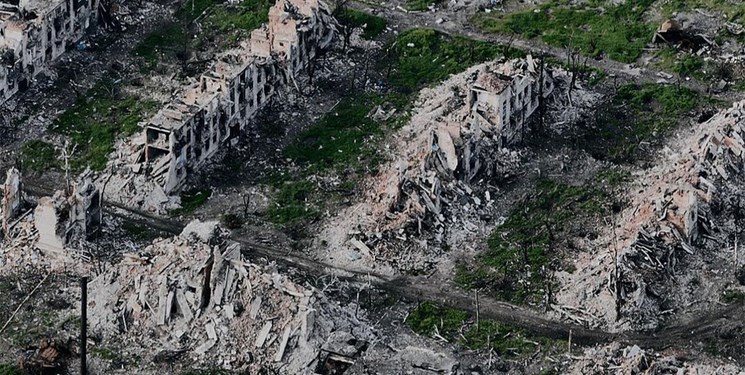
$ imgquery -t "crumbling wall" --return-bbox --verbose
[33,176,101,254]
[103,0,335,213]
[0,0,98,102]
[2,167,23,234]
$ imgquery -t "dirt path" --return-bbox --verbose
[27,182,743,357]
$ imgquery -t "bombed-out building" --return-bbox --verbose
[143,0,334,194]
[0,0,98,102]
[468,56,553,146]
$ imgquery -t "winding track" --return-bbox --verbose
[23,183,745,353]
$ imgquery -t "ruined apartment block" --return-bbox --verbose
[144,0,334,194]
[468,56,553,146]
[0,0,97,102]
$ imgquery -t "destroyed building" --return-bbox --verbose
[468,56,552,146]
[0,0,98,102]
[142,0,334,194]
[34,174,101,254]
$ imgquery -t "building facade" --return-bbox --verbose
[143,0,334,194]
[0,0,97,101]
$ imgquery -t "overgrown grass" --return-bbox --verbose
[202,0,271,47]
[284,95,384,173]
[336,9,386,40]
[721,289,745,303]
[474,0,656,63]
[136,0,270,70]
[48,77,159,171]
[266,180,319,225]
[386,28,525,93]
[134,24,188,71]
[171,188,212,216]
[660,0,745,20]
[456,179,608,304]
[585,83,699,161]
[20,140,59,172]
[0,364,21,375]
[407,302,556,355]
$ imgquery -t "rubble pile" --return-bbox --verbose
[556,100,745,329]
[88,220,375,373]
[567,343,743,374]
[317,57,556,271]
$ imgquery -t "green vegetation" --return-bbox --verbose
[92,347,123,362]
[594,167,631,186]
[135,0,271,71]
[587,83,699,161]
[405,0,433,11]
[721,288,745,303]
[269,29,522,226]
[134,24,187,70]
[0,364,21,375]
[284,96,384,173]
[49,77,159,171]
[387,28,525,93]
[407,302,556,355]
[171,188,212,216]
[660,0,745,20]
[266,180,319,224]
[475,0,655,63]
[202,0,272,46]
[457,179,608,304]
[20,139,59,172]
[220,213,245,229]
[122,222,164,241]
[336,9,386,40]
[654,47,707,80]
[175,0,215,22]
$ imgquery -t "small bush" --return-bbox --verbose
[171,188,212,216]
[221,213,244,229]
[337,9,386,40]
[721,289,745,303]
[20,140,58,172]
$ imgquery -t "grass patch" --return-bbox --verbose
[585,83,698,161]
[20,140,59,172]
[284,95,384,173]
[92,347,122,362]
[201,0,271,47]
[457,179,607,304]
[721,288,745,303]
[266,180,320,225]
[474,0,655,63]
[660,0,745,21]
[49,77,159,171]
[171,188,212,216]
[0,364,21,375]
[122,222,163,241]
[594,167,631,186]
[407,301,555,355]
[134,24,188,71]
[336,9,386,40]
[386,28,525,93]
[405,0,435,11]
